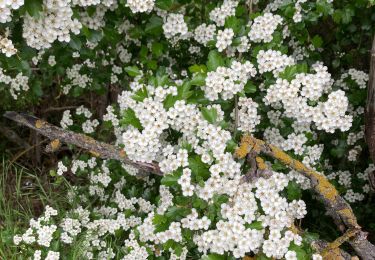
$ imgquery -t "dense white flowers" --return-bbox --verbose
[0,35,17,57]
[209,0,238,26]
[0,68,29,99]
[204,61,257,101]
[0,0,23,23]
[22,0,82,49]
[216,28,234,52]
[264,62,352,133]
[194,23,216,46]
[126,0,154,13]
[234,97,261,132]
[248,13,283,43]
[7,0,373,259]
[257,49,295,76]
[163,13,189,40]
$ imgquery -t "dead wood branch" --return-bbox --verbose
[3,111,162,176]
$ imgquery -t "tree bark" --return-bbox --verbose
[365,36,375,191]
[236,135,375,260]
[3,111,162,176]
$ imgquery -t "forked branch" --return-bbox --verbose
[236,135,375,260]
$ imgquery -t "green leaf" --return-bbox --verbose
[69,36,82,50]
[311,35,323,48]
[24,0,43,17]
[152,214,167,225]
[244,81,257,93]
[286,181,302,200]
[161,171,181,186]
[125,66,141,77]
[31,81,43,97]
[246,221,263,230]
[132,87,148,102]
[316,0,333,16]
[288,244,309,260]
[155,0,174,10]
[201,107,217,124]
[188,64,207,73]
[145,15,163,36]
[201,254,226,260]
[120,108,142,130]
[224,16,242,34]
[341,8,355,24]
[190,73,206,86]
[152,42,164,57]
[206,50,225,72]
[189,155,210,180]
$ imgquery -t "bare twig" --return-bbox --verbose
[3,111,162,176]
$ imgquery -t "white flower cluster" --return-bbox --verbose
[348,145,362,161]
[60,110,73,129]
[257,49,295,76]
[194,23,216,46]
[293,0,307,22]
[233,97,260,133]
[0,68,29,99]
[57,161,68,176]
[204,60,257,101]
[209,0,238,26]
[14,206,58,247]
[163,14,189,40]
[264,62,352,133]
[181,209,211,230]
[0,35,17,57]
[337,69,368,90]
[126,0,154,13]
[22,0,82,49]
[0,0,23,23]
[347,130,364,146]
[63,64,92,93]
[344,189,365,203]
[216,28,234,52]
[264,128,307,156]
[194,173,306,258]
[120,84,177,163]
[248,13,283,43]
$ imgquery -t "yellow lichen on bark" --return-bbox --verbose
[256,156,267,170]
[337,208,360,228]
[235,135,265,158]
[269,144,293,165]
[312,172,339,202]
[119,149,127,158]
[49,139,61,151]
[321,247,344,260]
[321,229,359,258]
[83,134,96,143]
[89,150,100,157]
[35,119,45,129]
[235,135,254,158]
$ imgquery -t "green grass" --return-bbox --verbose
[0,157,71,259]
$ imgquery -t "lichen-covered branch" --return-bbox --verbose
[3,111,162,176]
[236,135,375,260]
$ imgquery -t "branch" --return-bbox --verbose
[236,135,375,260]
[365,35,375,192]
[3,111,162,176]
